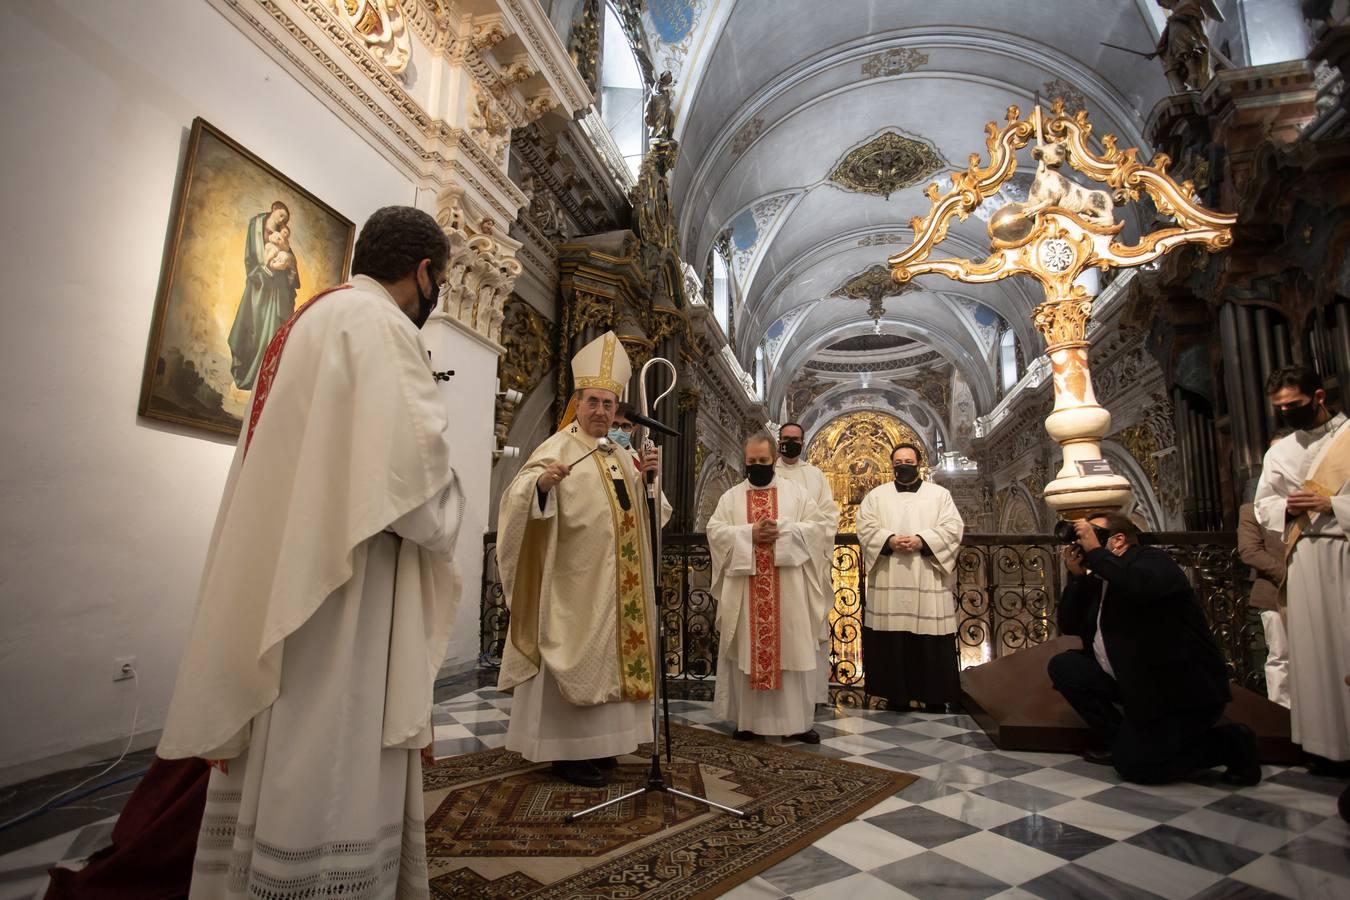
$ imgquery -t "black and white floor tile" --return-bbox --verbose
[2,679,1347,900]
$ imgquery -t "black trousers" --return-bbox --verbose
[1048,649,1240,784]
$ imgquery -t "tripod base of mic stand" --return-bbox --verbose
[563,755,747,823]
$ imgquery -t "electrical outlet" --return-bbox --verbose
[113,656,137,682]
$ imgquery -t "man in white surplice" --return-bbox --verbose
[1253,365,1350,768]
[856,442,965,711]
[709,433,835,742]
[773,421,841,704]
[158,207,464,900]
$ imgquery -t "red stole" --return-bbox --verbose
[746,486,781,691]
[244,284,351,455]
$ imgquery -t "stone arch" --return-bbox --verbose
[693,455,739,530]
[999,484,1041,535]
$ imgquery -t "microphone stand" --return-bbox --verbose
[565,358,746,823]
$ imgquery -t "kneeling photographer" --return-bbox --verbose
[1047,513,1261,786]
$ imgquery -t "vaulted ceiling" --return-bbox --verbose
[574,1,1176,447]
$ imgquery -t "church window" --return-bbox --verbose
[599,3,646,179]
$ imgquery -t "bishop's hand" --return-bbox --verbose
[639,448,660,475]
[537,462,571,493]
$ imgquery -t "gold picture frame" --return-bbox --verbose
[139,117,355,437]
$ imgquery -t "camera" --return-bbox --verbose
[1054,519,1113,546]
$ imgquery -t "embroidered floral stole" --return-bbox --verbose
[747,487,781,691]
[597,451,654,700]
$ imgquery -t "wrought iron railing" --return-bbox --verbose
[479,531,1262,695]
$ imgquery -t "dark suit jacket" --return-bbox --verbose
[1236,502,1284,611]
[1058,545,1231,722]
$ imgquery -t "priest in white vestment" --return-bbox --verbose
[709,434,836,741]
[158,207,465,899]
[856,442,965,711]
[774,421,840,704]
[498,332,666,788]
[1254,366,1350,765]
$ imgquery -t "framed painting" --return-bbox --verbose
[139,117,355,437]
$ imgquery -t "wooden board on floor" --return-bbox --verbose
[960,636,1305,765]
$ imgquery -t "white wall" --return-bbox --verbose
[0,0,489,771]
[420,320,498,664]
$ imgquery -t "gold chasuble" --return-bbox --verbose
[497,331,657,708]
[497,422,656,705]
[747,487,783,691]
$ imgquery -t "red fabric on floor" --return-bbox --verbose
[44,756,208,900]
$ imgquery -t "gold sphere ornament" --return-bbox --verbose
[988,202,1035,247]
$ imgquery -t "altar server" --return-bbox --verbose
[856,443,965,711]
[1254,365,1350,766]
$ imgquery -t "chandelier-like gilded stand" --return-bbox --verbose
[888,102,1236,519]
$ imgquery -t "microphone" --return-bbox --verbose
[630,410,680,437]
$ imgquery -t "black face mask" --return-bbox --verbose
[893,463,920,485]
[412,271,439,329]
[779,439,803,459]
[1277,401,1320,431]
[746,463,775,488]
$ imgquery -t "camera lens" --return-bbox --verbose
[1054,520,1079,543]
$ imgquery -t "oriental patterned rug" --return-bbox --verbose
[421,724,915,899]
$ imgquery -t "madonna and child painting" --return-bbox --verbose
[139,117,353,436]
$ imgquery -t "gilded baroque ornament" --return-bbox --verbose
[830,131,945,200]
[837,264,917,302]
[861,47,929,78]
[888,101,1236,518]
[805,412,924,531]
[835,263,918,326]
[496,298,555,444]
[858,232,909,247]
[730,117,764,156]
[324,0,411,76]
[1041,77,1086,114]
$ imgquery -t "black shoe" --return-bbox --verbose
[789,729,821,744]
[549,760,606,787]
[590,756,618,770]
[1308,757,1350,778]
[1082,748,1114,766]
[1222,724,1262,787]
[733,730,758,741]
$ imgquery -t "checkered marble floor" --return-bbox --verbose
[433,687,1350,900]
[3,684,1346,900]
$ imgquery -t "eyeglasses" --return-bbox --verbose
[613,421,635,431]
[581,396,616,412]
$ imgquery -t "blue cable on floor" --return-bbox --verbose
[0,767,149,834]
